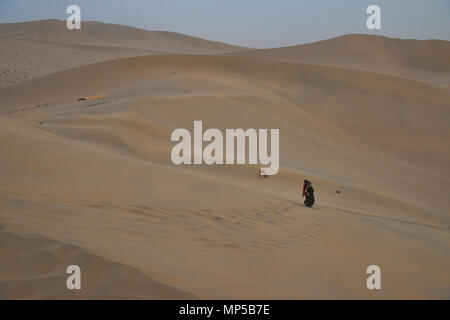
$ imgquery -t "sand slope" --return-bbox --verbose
[0,54,449,299]
[0,37,155,88]
[0,20,246,53]
[0,228,196,299]
[232,34,450,84]
[0,20,247,87]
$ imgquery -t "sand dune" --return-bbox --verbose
[0,20,246,54]
[232,34,450,84]
[0,52,449,298]
[0,229,196,299]
[2,55,449,177]
[0,37,155,88]
[0,20,246,87]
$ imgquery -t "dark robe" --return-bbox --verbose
[304,185,315,207]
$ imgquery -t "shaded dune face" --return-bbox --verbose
[0,230,196,299]
[0,52,449,297]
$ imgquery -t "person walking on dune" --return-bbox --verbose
[302,179,315,207]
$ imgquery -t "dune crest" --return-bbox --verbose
[0,20,246,53]
[0,20,247,87]
[232,34,450,84]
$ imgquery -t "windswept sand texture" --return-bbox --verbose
[0,22,449,299]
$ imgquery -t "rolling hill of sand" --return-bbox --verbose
[0,37,154,88]
[0,20,246,53]
[0,20,246,87]
[232,34,450,85]
[0,52,449,299]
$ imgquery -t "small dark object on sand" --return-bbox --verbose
[302,180,315,207]
[336,190,341,194]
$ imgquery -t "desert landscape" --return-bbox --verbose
[0,20,449,299]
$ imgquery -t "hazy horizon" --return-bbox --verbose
[1,0,449,49]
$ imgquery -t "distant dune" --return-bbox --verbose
[0,52,449,298]
[3,22,449,88]
[0,37,153,88]
[0,20,247,87]
[0,20,246,53]
[232,34,450,84]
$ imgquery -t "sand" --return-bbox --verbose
[0,21,449,299]
[0,20,246,88]
[231,34,450,85]
[0,229,195,299]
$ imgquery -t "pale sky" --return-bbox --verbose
[1,0,449,48]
